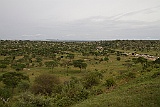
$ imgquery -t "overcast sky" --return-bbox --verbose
[0,0,160,40]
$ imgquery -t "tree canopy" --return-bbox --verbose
[0,72,29,93]
[73,60,87,71]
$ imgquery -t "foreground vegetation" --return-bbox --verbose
[0,40,160,107]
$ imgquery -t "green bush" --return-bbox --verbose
[151,71,160,78]
[13,92,52,107]
[17,81,30,92]
[104,57,109,62]
[104,78,116,88]
[76,89,89,100]
[0,88,12,105]
[127,72,136,78]
[61,78,89,103]
[31,74,60,95]
[56,88,89,107]
[56,96,73,107]
[90,87,103,95]
[117,57,121,61]
[82,72,103,89]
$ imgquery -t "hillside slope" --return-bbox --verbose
[72,71,160,107]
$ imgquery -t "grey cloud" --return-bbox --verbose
[1,15,160,40]
[1,0,160,40]
[55,16,160,40]
[112,5,160,20]
[21,34,44,37]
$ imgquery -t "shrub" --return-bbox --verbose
[0,88,12,104]
[52,84,63,95]
[151,71,160,78]
[62,77,89,102]
[31,74,60,95]
[127,72,136,78]
[104,78,116,88]
[117,57,121,61]
[13,92,52,107]
[90,87,103,95]
[104,57,109,62]
[56,96,73,107]
[11,63,26,71]
[54,77,89,106]
[154,58,160,64]
[75,89,89,101]
[17,81,30,92]
[82,72,103,89]
[141,68,152,73]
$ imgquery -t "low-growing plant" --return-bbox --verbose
[104,78,116,89]
[151,71,160,78]
[90,87,103,96]
[127,72,136,78]
[117,57,121,61]
[0,87,12,105]
[104,57,109,62]
[17,81,30,92]
[61,78,89,103]
[13,92,52,107]
[82,71,103,89]
[56,96,73,107]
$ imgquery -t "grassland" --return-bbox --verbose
[72,69,160,107]
[0,40,160,107]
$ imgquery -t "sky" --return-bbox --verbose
[0,0,160,40]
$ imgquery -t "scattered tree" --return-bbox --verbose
[45,60,58,72]
[0,72,29,93]
[66,53,75,61]
[73,60,87,71]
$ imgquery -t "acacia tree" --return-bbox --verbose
[35,57,43,67]
[73,60,87,72]
[66,53,75,61]
[11,63,26,71]
[60,60,72,73]
[45,60,58,72]
[0,72,29,93]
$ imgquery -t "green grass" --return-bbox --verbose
[72,71,160,107]
[1,52,159,107]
